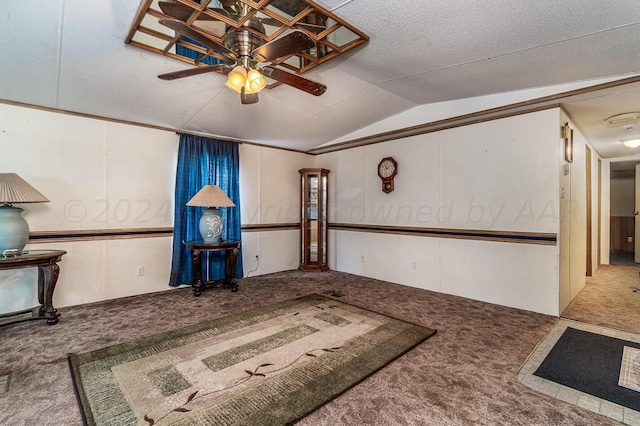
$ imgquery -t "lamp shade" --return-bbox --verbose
[186,185,235,243]
[225,66,247,94]
[186,185,235,207]
[245,69,266,94]
[0,173,49,254]
[0,173,49,204]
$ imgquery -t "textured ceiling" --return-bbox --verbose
[1,0,640,156]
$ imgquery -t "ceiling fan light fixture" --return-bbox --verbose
[622,138,640,148]
[152,17,334,104]
[246,68,266,93]
[225,66,247,93]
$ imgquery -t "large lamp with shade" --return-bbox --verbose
[0,173,50,254]
[186,185,235,243]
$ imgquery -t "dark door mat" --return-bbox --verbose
[534,327,640,411]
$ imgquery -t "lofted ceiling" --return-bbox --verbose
[1,0,640,157]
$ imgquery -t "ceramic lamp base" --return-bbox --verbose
[199,207,223,242]
[0,205,30,253]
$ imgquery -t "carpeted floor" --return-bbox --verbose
[562,264,640,335]
[0,269,628,425]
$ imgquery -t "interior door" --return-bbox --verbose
[559,152,572,312]
[586,146,592,276]
[635,164,640,263]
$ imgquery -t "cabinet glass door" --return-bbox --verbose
[307,175,318,264]
[299,168,329,271]
[321,174,327,266]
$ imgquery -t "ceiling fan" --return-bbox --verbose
[156,1,327,104]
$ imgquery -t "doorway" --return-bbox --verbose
[609,161,638,266]
[586,146,592,276]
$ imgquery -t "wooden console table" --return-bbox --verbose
[184,240,241,296]
[0,249,66,326]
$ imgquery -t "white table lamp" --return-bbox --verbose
[186,185,235,243]
[0,173,50,253]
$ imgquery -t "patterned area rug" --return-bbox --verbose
[68,294,436,425]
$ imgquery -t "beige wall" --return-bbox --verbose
[0,104,178,310]
[239,144,314,276]
[317,109,563,315]
[0,102,596,317]
[558,110,594,314]
[600,160,611,264]
[0,103,312,312]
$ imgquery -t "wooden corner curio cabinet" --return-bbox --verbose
[299,168,330,271]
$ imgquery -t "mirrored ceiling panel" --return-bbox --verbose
[126,0,368,82]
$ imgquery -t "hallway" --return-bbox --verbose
[562,263,640,334]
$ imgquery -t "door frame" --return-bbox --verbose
[586,145,592,276]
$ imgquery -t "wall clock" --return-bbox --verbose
[377,157,397,193]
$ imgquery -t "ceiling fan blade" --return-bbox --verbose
[251,30,315,62]
[158,64,227,80]
[159,2,206,21]
[241,90,259,104]
[261,66,326,96]
[159,19,237,61]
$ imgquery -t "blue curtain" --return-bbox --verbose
[169,134,243,287]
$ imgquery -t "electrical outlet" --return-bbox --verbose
[255,254,259,262]
[411,261,417,270]
[136,266,144,277]
[360,255,365,263]
[628,236,633,243]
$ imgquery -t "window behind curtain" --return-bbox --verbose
[169,134,242,287]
